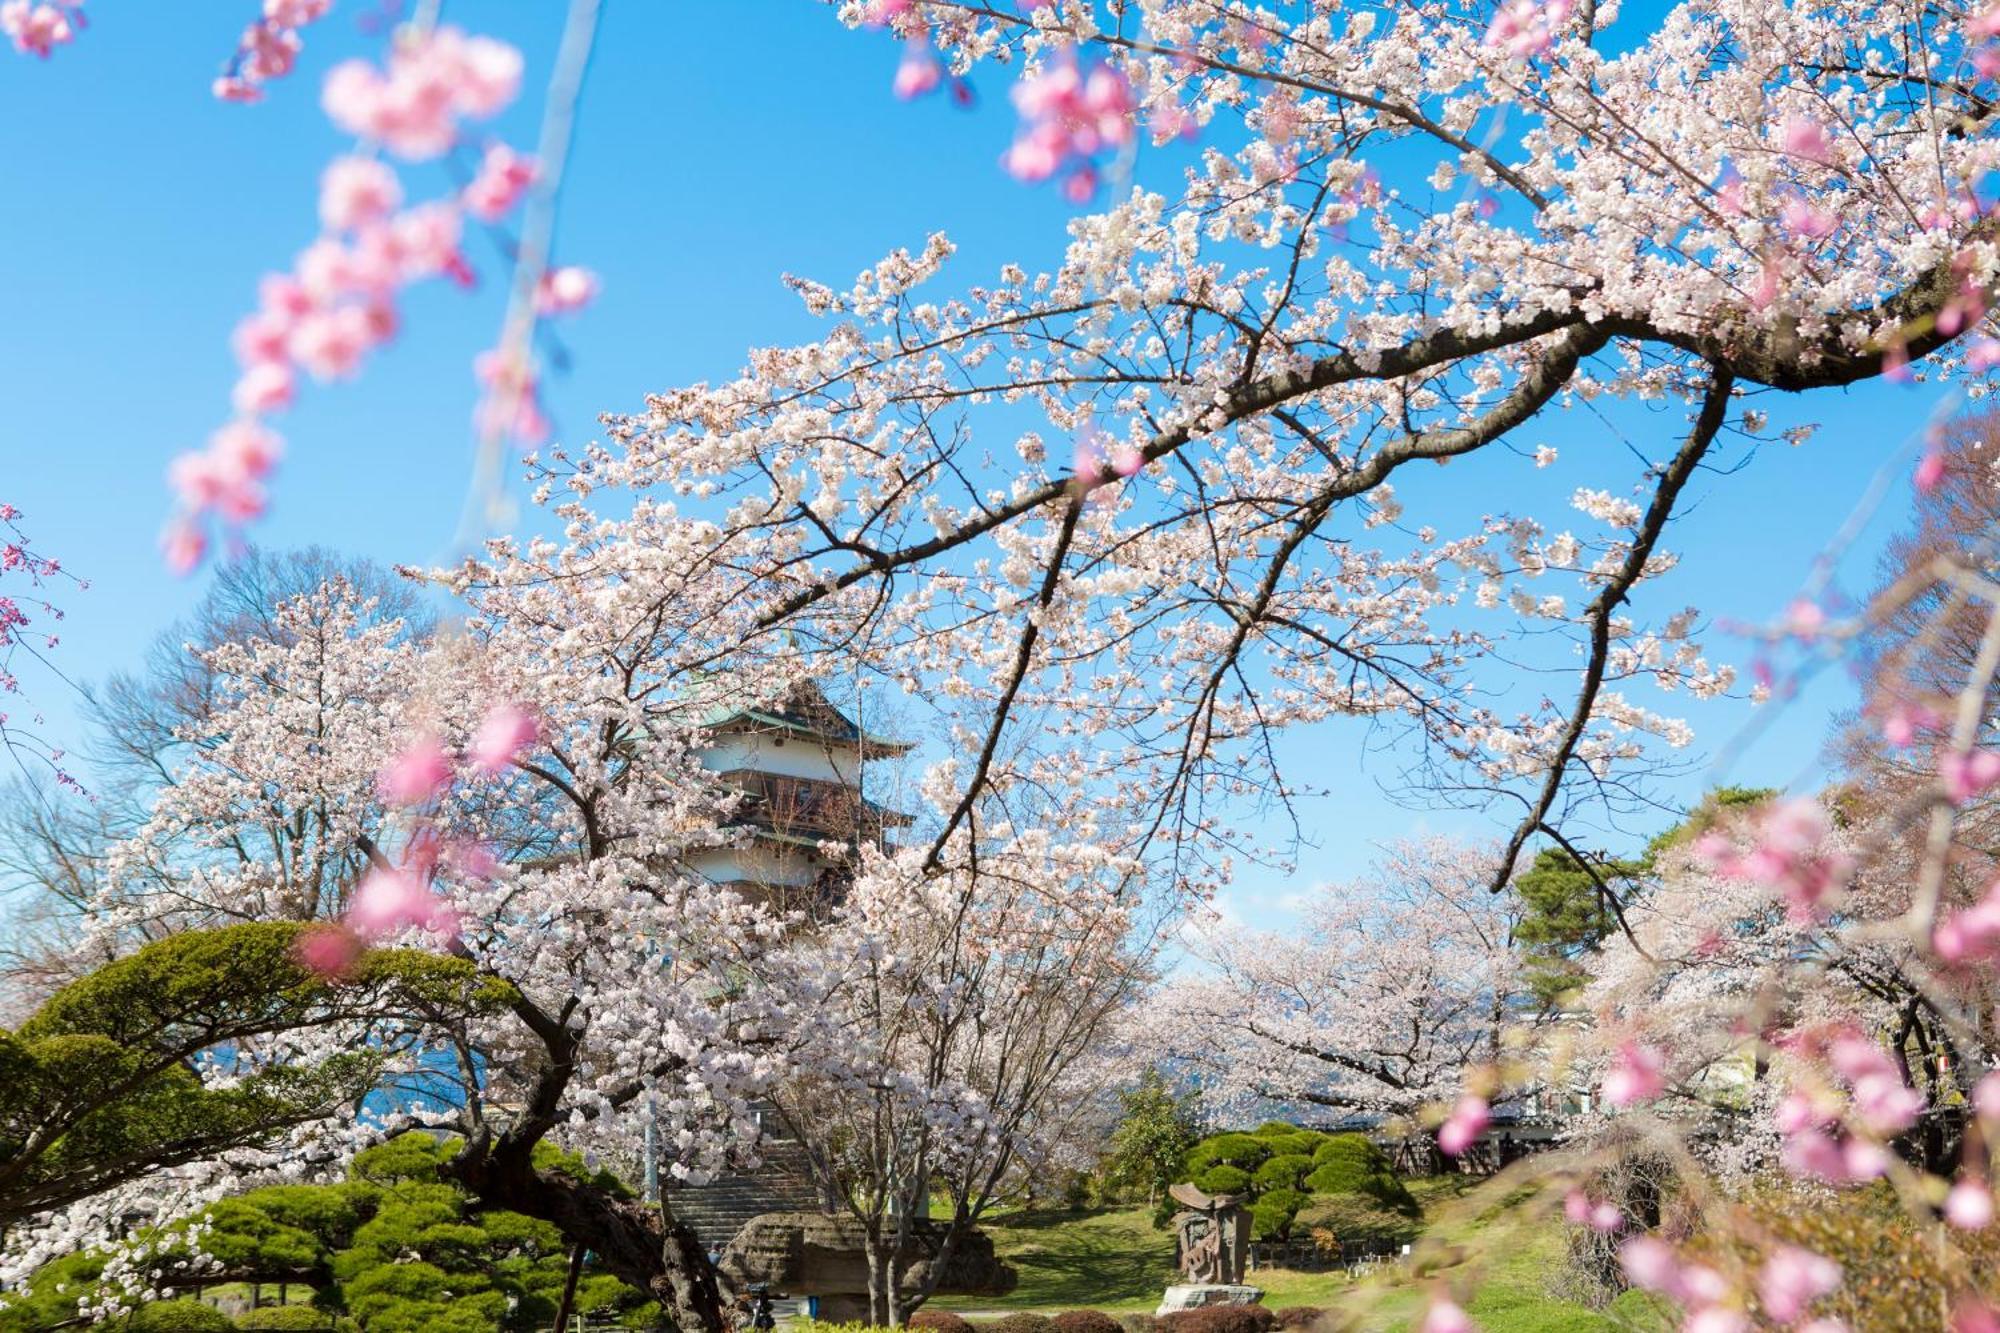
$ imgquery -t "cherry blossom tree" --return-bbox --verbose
[0,553,428,1008]
[3,571,801,1329]
[1143,837,1521,1128]
[769,834,1149,1324]
[0,504,83,794]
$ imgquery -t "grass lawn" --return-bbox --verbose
[932,1177,1673,1333]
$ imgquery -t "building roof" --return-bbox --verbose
[699,678,913,757]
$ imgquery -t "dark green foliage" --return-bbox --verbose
[1645,786,1777,859]
[1307,1135,1371,1169]
[233,1310,337,1330]
[1181,1125,1378,1240]
[1251,1189,1306,1241]
[1257,1132,1323,1161]
[1049,1312,1124,1333]
[130,1301,238,1332]
[1513,787,1777,1012]
[1182,1134,1270,1177]
[0,924,512,1229]
[1,1132,655,1333]
[0,1250,111,1331]
[1251,1155,1313,1193]
[1511,848,1640,1011]
[1103,1070,1202,1214]
[1192,1164,1252,1195]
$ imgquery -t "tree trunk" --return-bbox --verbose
[863,1230,888,1327]
[443,1144,728,1333]
[551,1243,586,1333]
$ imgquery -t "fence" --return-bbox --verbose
[1245,1237,1404,1273]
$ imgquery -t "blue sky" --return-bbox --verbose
[0,1,1941,924]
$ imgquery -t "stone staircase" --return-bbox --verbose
[668,1139,827,1249]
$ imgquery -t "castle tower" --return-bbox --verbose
[685,679,911,914]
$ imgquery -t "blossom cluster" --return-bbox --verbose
[165,21,598,572]
[0,0,77,57]
[211,0,333,103]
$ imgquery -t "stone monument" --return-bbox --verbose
[719,1210,1016,1323]
[1156,1181,1263,1316]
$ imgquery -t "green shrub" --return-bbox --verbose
[909,1312,975,1333]
[1252,1154,1314,1193]
[1251,1187,1306,1240]
[235,1309,336,1330]
[1193,1164,1252,1195]
[1049,1312,1124,1333]
[1308,1134,1376,1166]
[132,1301,238,1332]
[1185,1134,1271,1175]
[1254,1130,1323,1161]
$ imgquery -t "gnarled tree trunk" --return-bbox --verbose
[443,1137,728,1333]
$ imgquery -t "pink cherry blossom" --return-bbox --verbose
[1782,114,1834,165]
[893,42,942,99]
[319,156,403,232]
[1483,0,1573,60]
[1418,1294,1473,1333]
[266,0,330,24]
[387,202,468,283]
[1618,1236,1681,1293]
[1940,747,2000,804]
[1780,195,1836,240]
[294,923,362,980]
[999,54,1134,200]
[463,143,539,221]
[1759,1245,1841,1324]
[322,28,523,159]
[1958,1300,2000,1333]
[288,307,371,380]
[1947,1178,1994,1230]
[160,519,207,576]
[1829,1034,1923,1134]
[535,265,600,316]
[239,20,301,82]
[1975,1071,2000,1122]
[469,702,538,774]
[377,734,452,806]
[348,867,438,936]
[2,1,74,58]
[1698,797,1852,923]
[473,348,549,446]
[1602,1040,1667,1108]
[168,452,227,512]
[232,362,296,415]
[209,419,284,482]
[1880,700,1941,747]
[1564,1189,1622,1232]
[1915,449,1948,493]
[1150,101,1200,144]
[1437,1093,1490,1156]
